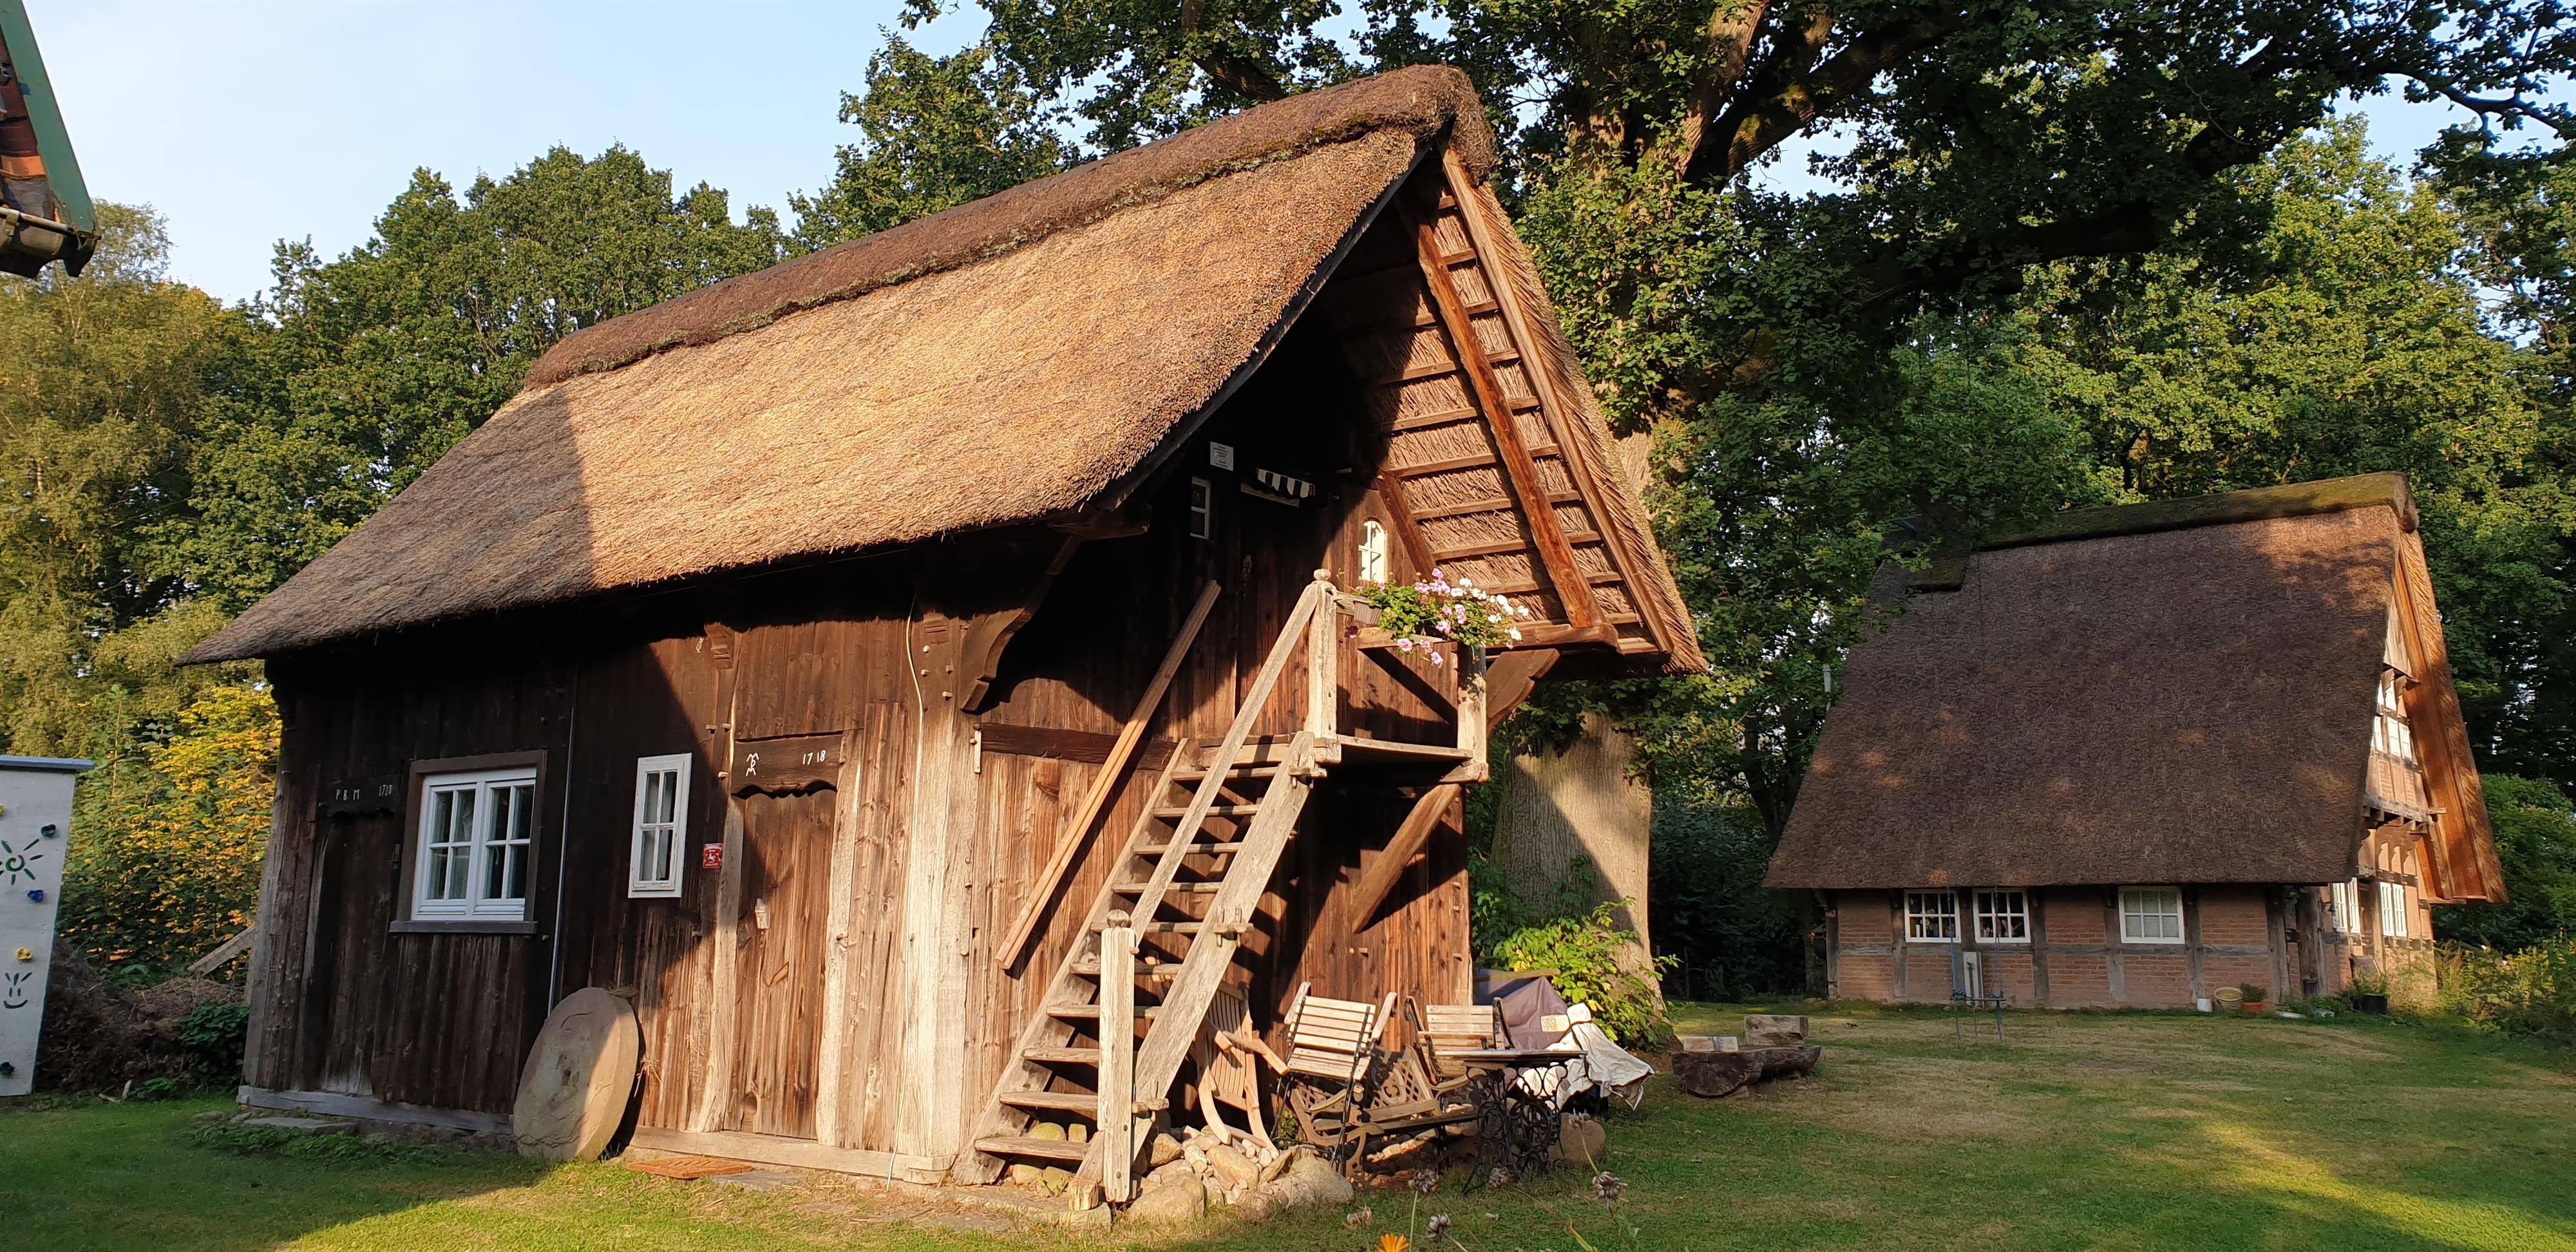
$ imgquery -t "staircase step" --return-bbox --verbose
[1113,881,1219,895]
[1154,803,1263,818]
[975,1134,1092,1163]
[1135,840,1240,856]
[1046,1003,1159,1020]
[999,1090,1103,1115]
[1070,960,1181,979]
[1023,1046,1101,1065]
[1172,764,1282,781]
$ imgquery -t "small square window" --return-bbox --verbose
[412,766,538,923]
[1905,890,1957,942]
[629,754,692,898]
[2119,886,2184,944]
[1188,477,1215,540]
[1974,889,2030,943]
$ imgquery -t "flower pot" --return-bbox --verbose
[2353,992,2389,1015]
[2240,1001,2268,1015]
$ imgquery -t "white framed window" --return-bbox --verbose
[1974,889,2031,943]
[1358,520,1390,584]
[2379,880,2409,938]
[2372,672,2416,761]
[412,766,538,922]
[1188,477,1215,540]
[628,754,692,898]
[1904,890,1958,942]
[2119,886,2184,944]
[2329,880,2362,934]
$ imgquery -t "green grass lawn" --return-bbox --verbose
[11,1001,2573,1250]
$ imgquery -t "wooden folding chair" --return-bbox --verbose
[1276,983,1395,1163]
[1415,1000,1506,1083]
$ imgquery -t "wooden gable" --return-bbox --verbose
[1304,153,1697,673]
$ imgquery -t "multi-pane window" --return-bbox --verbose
[1358,520,1390,585]
[2379,880,2410,938]
[2119,886,2184,944]
[2329,880,2362,934]
[2372,672,2416,761]
[1974,889,2031,943]
[413,767,538,922]
[1905,890,1958,942]
[1188,478,1215,540]
[629,754,692,898]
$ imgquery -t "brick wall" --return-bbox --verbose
[1826,884,2291,1010]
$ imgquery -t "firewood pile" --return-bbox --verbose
[1668,1014,1822,1099]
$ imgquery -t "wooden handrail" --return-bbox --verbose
[997,578,1222,971]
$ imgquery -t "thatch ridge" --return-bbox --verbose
[1766,486,2472,891]
[526,66,1493,390]
[1983,472,2418,551]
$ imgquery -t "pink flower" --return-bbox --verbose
[1396,637,1415,652]
[1428,650,1444,666]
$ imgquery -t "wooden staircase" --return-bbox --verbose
[963,572,1484,1199]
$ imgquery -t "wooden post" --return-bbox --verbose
[1097,913,1137,1204]
[1306,569,1338,744]
[1457,646,1488,781]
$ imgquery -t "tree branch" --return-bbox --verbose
[1179,0,1290,101]
[1660,0,1777,179]
[1687,10,1960,186]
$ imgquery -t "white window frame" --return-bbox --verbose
[1358,520,1390,585]
[628,754,692,898]
[2330,880,2362,934]
[1904,890,1958,943]
[2379,880,2409,938]
[1188,477,1215,540]
[2118,886,2185,945]
[1973,889,2031,944]
[410,766,539,923]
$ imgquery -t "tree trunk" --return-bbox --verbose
[1491,710,1660,1005]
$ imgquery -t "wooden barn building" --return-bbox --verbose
[1766,475,2501,1009]
[181,67,1700,1191]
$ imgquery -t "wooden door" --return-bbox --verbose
[721,739,842,1139]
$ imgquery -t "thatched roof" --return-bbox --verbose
[191,66,1670,665]
[1766,474,2499,894]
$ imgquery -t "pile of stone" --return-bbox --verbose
[1125,1127,1352,1226]
[1001,1120,1354,1226]
[1669,1014,1822,1099]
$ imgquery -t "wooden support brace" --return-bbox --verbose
[1348,782,1462,927]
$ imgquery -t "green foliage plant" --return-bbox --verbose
[2436,775,2576,950]
[1490,900,1676,1047]
[2438,938,2576,1044]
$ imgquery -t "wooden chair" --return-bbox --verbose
[1415,1000,1506,1083]
[1276,983,1396,1161]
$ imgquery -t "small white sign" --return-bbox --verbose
[1208,442,1236,470]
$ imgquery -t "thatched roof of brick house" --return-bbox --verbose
[184,66,1698,672]
[1766,474,2502,900]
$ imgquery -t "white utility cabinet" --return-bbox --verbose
[0,755,88,1097]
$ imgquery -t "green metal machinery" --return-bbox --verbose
[0,0,90,278]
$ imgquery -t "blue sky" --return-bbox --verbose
[29,1,2515,304]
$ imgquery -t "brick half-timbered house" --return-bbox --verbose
[181,68,1698,1195]
[1766,475,2501,1009]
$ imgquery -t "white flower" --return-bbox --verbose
[1508,628,1522,641]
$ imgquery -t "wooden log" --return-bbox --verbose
[1670,1045,1819,1099]
[1743,1014,1809,1040]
